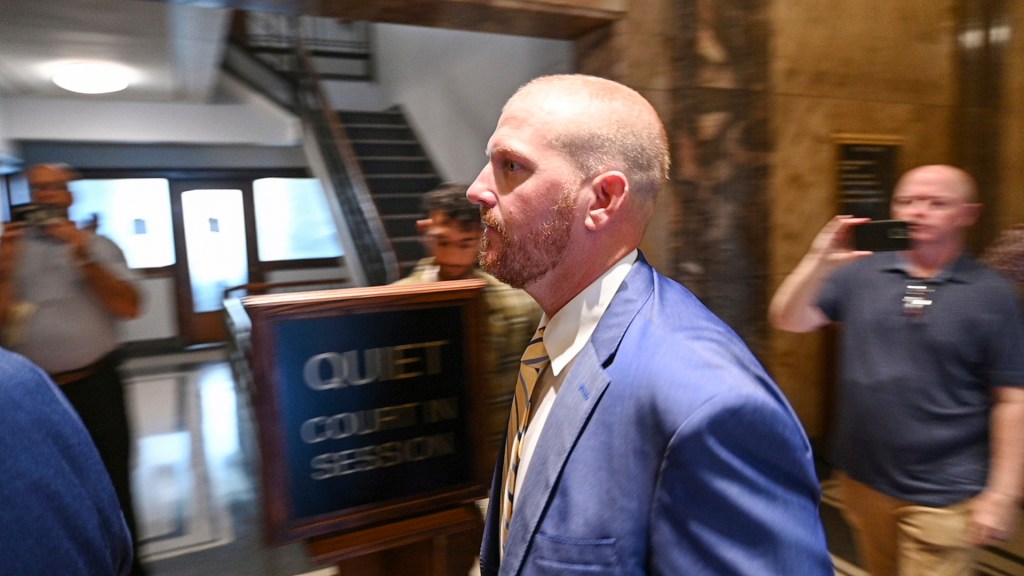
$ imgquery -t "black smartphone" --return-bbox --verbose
[10,203,62,226]
[853,220,910,252]
[10,203,40,223]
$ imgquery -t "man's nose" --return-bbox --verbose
[467,167,496,208]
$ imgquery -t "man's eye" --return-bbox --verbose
[505,160,522,172]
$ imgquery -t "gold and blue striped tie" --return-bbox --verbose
[500,325,550,548]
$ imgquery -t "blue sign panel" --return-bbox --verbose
[272,306,470,520]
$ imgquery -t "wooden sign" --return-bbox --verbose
[242,280,490,544]
[834,134,902,220]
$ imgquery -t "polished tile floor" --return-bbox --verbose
[123,349,323,576]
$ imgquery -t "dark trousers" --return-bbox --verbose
[59,353,147,576]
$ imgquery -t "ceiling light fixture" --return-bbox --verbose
[51,61,133,95]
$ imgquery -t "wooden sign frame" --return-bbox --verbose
[834,133,903,220]
[242,279,490,545]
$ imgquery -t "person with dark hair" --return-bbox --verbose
[983,223,1024,290]
[394,182,541,460]
[400,182,492,283]
[771,164,1024,575]
[0,163,147,575]
[0,345,133,575]
[469,74,831,575]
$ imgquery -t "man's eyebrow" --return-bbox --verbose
[488,144,519,158]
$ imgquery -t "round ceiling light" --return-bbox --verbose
[52,61,133,95]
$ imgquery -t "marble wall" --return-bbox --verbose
[578,0,676,274]
[669,0,772,355]
[956,0,1011,251]
[999,1,1024,230]
[573,0,1022,439]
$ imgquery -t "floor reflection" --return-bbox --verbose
[123,350,319,576]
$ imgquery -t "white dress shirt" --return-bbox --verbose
[512,250,638,503]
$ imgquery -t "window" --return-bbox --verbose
[1,173,29,221]
[68,178,175,269]
[253,178,343,261]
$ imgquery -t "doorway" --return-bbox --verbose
[172,180,254,344]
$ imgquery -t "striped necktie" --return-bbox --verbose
[500,325,550,548]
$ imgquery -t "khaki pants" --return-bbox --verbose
[836,473,977,576]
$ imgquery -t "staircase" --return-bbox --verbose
[225,12,445,283]
[336,108,442,278]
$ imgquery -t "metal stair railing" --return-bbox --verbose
[224,13,397,286]
[292,35,399,286]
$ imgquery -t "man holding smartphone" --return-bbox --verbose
[770,164,1024,575]
[0,163,147,575]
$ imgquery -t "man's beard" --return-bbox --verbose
[478,190,575,289]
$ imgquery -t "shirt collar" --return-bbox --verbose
[541,250,638,376]
[880,250,976,284]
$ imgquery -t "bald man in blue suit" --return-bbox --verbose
[467,74,832,575]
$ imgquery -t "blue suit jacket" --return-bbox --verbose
[480,255,832,575]
[0,348,133,575]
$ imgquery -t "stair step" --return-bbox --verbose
[391,236,427,263]
[345,125,416,141]
[351,141,425,157]
[382,216,421,237]
[337,110,406,126]
[366,174,442,194]
[333,107,440,283]
[319,72,373,82]
[374,193,425,214]
[358,157,435,174]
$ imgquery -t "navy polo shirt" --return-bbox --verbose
[818,251,1024,506]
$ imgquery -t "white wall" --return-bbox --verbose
[2,88,299,146]
[374,24,574,183]
[0,98,18,172]
[323,81,391,112]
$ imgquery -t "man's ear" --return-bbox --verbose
[585,171,628,231]
[960,203,982,228]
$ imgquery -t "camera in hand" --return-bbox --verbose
[853,220,910,252]
[11,203,64,227]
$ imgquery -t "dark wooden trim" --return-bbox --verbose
[75,167,310,180]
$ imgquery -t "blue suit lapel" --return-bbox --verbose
[501,344,610,573]
[500,254,656,574]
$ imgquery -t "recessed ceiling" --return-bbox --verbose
[0,0,230,102]
[0,0,621,103]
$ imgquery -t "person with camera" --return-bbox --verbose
[0,163,147,575]
[769,164,1024,575]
